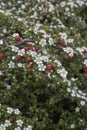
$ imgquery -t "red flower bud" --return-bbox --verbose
[24,44,32,51]
[26,56,32,62]
[34,46,40,52]
[15,36,21,41]
[28,63,33,69]
[0,53,5,59]
[16,55,22,60]
[46,64,54,71]
[83,67,87,73]
[68,56,74,61]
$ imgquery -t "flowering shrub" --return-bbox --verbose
[0,0,87,129]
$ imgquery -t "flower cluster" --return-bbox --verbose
[0,0,87,129]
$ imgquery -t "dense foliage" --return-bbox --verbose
[0,0,87,129]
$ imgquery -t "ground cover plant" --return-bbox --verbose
[0,0,87,129]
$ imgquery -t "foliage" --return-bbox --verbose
[0,0,87,130]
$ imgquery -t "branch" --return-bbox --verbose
[3,38,34,51]
[51,44,63,51]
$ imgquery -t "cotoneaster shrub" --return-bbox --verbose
[0,0,87,130]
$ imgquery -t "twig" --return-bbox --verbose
[3,38,34,51]
[51,44,63,51]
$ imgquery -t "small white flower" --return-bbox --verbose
[57,68,68,79]
[49,4,54,12]
[18,49,25,56]
[12,56,15,60]
[14,109,20,115]
[67,38,74,43]
[0,124,6,130]
[60,1,66,7]
[59,32,67,39]
[6,84,11,90]
[42,56,49,62]
[54,60,62,67]
[28,50,37,57]
[65,7,70,12]
[12,33,19,37]
[4,120,12,127]
[8,61,15,68]
[7,107,13,114]
[42,49,48,55]
[11,46,19,52]
[80,100,85,106]
[21,4,26,9]
[23,125,32,130]
[70,124,75,129]
[0,39,3,45]
[17,63,23,67]
[39,39,47,47]
[15,127,21,130]
[71,77,77,81]
[34,55,43,65]
[63,47,74,54]
[38,64,46,71]
[84,59,87,66]
[3,29,7,33]
[75,107,80,112]
[67,87,71,92]
[0,70,2,75]
[71,92,76,97]
[16,119,23,127]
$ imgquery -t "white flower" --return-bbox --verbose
[21,4,26,9]
[70,124,75,129]
[8,61,15,68]
[38,63,46,71]
[4,120,12,127]
[15,127,21,130]
[63,47,74,54]
[14,109,20,115]
[49,37,54,45]
[18,49,25,56]
[12,33,19,37]
[42,56,49,62]
[28,50,37,57]
[17,63,23,67]
[39,39,47,47]
[12,56,15,60]
[54,60,62,67]
[67,38,74,43]
[23,125,32,130]
[11,46,19,52]
[16,119,23,127]
[71,92,76,97]
[42,49,48,55]
[80,100,85,106]
[67,87,71,92]
[0,124,6,130]
[59,32,67,39]
[60,2,66,7]
[0,39,3,45]
[7,107,13,114]
[5,84,11,90]
[57,68,68,79]
[49,4,54,12]
[84,59,87,66]
[34,55,43,65]
[32,27,38,34]
[75,107,80,112]
[0,70,2,75]
[65,7,70,12]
